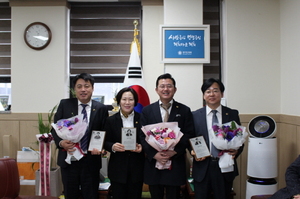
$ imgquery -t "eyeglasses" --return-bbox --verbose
[158,84,174,89]
[204,89,220,95]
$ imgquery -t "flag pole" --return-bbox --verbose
[123,20,150,113]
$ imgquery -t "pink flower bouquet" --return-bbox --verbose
[141,122,183,170]
[211,121,248,172]
[51,114,88,164]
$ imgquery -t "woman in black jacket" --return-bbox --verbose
[104,87,145,199]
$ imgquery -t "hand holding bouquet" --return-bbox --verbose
[211,121,248,172]
[141,122,183,170]
[51,114,88,164]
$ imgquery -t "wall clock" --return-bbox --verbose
[24,22,52,50]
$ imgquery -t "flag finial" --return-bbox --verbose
[132,20,140,55]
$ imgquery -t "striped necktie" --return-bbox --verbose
[80,104,89,152]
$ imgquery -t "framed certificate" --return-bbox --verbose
[189,136,210,159]
[88,131,106,151]
[121,127,136,150]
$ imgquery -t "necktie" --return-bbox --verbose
[161,103,171,122]
[211,110,220,157]
[80,104,89,152]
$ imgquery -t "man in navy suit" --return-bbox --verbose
[51,73,108,199]
[270,155,300,199]
[191,78,243,199]
[140,73,195,199]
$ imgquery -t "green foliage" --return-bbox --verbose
[70,87,76,98]
[38,104,58,134]
[231,121,237,129]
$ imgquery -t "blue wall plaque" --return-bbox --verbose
[161,25,210,63]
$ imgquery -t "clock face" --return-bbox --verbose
[24,22,52,50]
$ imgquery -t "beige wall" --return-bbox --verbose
[280,1,300,115]
[223,0,281,114]
[11,1,70,113]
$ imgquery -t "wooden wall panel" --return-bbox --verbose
[277,123,298,189]
[20,121,40,150]
[0,120,19,158]
[1,112,300,199]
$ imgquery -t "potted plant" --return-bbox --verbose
[37,104,57,135]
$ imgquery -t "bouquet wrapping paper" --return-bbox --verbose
[51,114,88,164]
[142,122,183,170]
[210,121,248,172]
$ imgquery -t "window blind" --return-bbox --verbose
[0,3,11,77]
[70,2,142,79]
[203,0,221,81]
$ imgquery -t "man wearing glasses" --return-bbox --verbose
[140,73,195,199]
[191,78,243,199]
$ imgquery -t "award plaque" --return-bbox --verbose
[88,131,106,151]
[189,136,210,159]
[121,127,136,150]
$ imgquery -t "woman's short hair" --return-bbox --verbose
[116,87,139,107]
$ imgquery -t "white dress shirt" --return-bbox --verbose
[159,99,173,122]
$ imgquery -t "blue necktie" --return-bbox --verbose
[211,110,220,157]
[80,104,89,152]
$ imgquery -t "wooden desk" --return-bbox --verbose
[98,189,110,199]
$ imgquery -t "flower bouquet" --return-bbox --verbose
[211,121,248,173]
[51,114,88,164]
[141,122,183,170]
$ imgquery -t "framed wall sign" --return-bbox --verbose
[160,25,210,63]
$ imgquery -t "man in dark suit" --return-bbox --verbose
[270,155,300,199]
[51,73,108,199]
[191,78,243,199]
[140,73,195,199]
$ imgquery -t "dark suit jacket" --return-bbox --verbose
[192,105,243,183]
[140,100,195,186]
[270,155,300,199]
[103,111,144,184]
[51,98,108,172]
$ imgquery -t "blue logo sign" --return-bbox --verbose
[165,30,205,59]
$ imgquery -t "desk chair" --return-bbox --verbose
[0,158,58,199]
[251,195,272,199]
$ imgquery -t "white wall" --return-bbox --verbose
[280,1,300,116]
[142,5,164,103]
[11,6,69,113]
[8,1,300,116]
[223,0,281,114]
